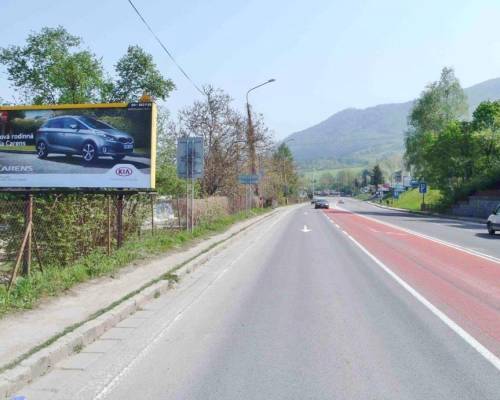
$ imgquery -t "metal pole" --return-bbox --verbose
[107,195,111,255]
[186,138,189,232]
[22,194,33,276]
[116,194,124,248]
[191,142,195,232]
[151,193,155,235]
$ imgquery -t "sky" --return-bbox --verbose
[2,0,500,139]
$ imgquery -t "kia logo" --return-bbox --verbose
[115,167,132,176]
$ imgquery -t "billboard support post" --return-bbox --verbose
[151,193,155,235]
[116,194,124,248]
[8,221,32,291]
[22,194,33,276]
[107,195,112,255]
[191,149,195,233]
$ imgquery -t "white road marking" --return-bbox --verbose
[301,225,312,233]
[336,205,500,265]
[322,212,500,372]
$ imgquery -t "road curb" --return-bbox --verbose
[366,201,485,224]
[0,208,281,399]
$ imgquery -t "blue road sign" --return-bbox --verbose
[177,137,204,179]
[238,174,260,185]
[419,182,427,194]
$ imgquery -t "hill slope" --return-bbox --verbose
[287,78,500,168]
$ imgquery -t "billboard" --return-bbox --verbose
[0,102,156,189]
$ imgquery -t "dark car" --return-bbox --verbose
[36,116,134,163]
[314,199,329,209]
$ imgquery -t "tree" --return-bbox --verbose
[371,164,384,187]
[361,169,371,187]
[113,45,175,102]
[171,86,252,196]
[0,28,175,105]
[471,101,500,169]
[318,172,335,190]
[0,26,106,104]
[405,67,468,177]
[272,143,298,198]
[408,67,468,133]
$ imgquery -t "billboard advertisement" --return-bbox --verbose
[0,102,156,189]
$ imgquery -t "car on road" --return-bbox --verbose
[314,199,329,209]
[36,116,134,163]
[486,203,500,235]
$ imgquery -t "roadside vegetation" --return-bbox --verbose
[0,208,269,318]
[389,188,442,211]
[405,67,500,211]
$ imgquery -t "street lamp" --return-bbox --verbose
[246,79,276,176]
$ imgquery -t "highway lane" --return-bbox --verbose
[17,204,500,399]
[336,197,500,259]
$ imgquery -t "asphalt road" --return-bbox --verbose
[0,151,150,174]
[16,204,500,399]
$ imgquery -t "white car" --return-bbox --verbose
[486,204,500,235]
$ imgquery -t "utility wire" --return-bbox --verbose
[127,0,205,96]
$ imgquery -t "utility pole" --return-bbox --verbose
[246,79,275,194]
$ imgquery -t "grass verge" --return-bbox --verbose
[376,188,442,211]
[0,207,270,318]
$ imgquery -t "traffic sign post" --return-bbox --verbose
[177,137,204,232]
[238,174,260,213]
[419,182,427,210]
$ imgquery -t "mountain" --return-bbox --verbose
[286,77,500,169]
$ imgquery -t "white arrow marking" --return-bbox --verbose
[301,225,311,233]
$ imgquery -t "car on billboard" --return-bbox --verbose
[35,116,134,163]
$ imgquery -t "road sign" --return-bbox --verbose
[177,136,204,179]
[238,174,260,185]
[419,182,427,194]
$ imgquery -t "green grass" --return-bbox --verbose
[0,207,270,318]
[389,188,442,211]
[0,145,35,152]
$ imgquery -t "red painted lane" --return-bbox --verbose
[324,207,500,355]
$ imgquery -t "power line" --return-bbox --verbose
[127,0,204,96]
